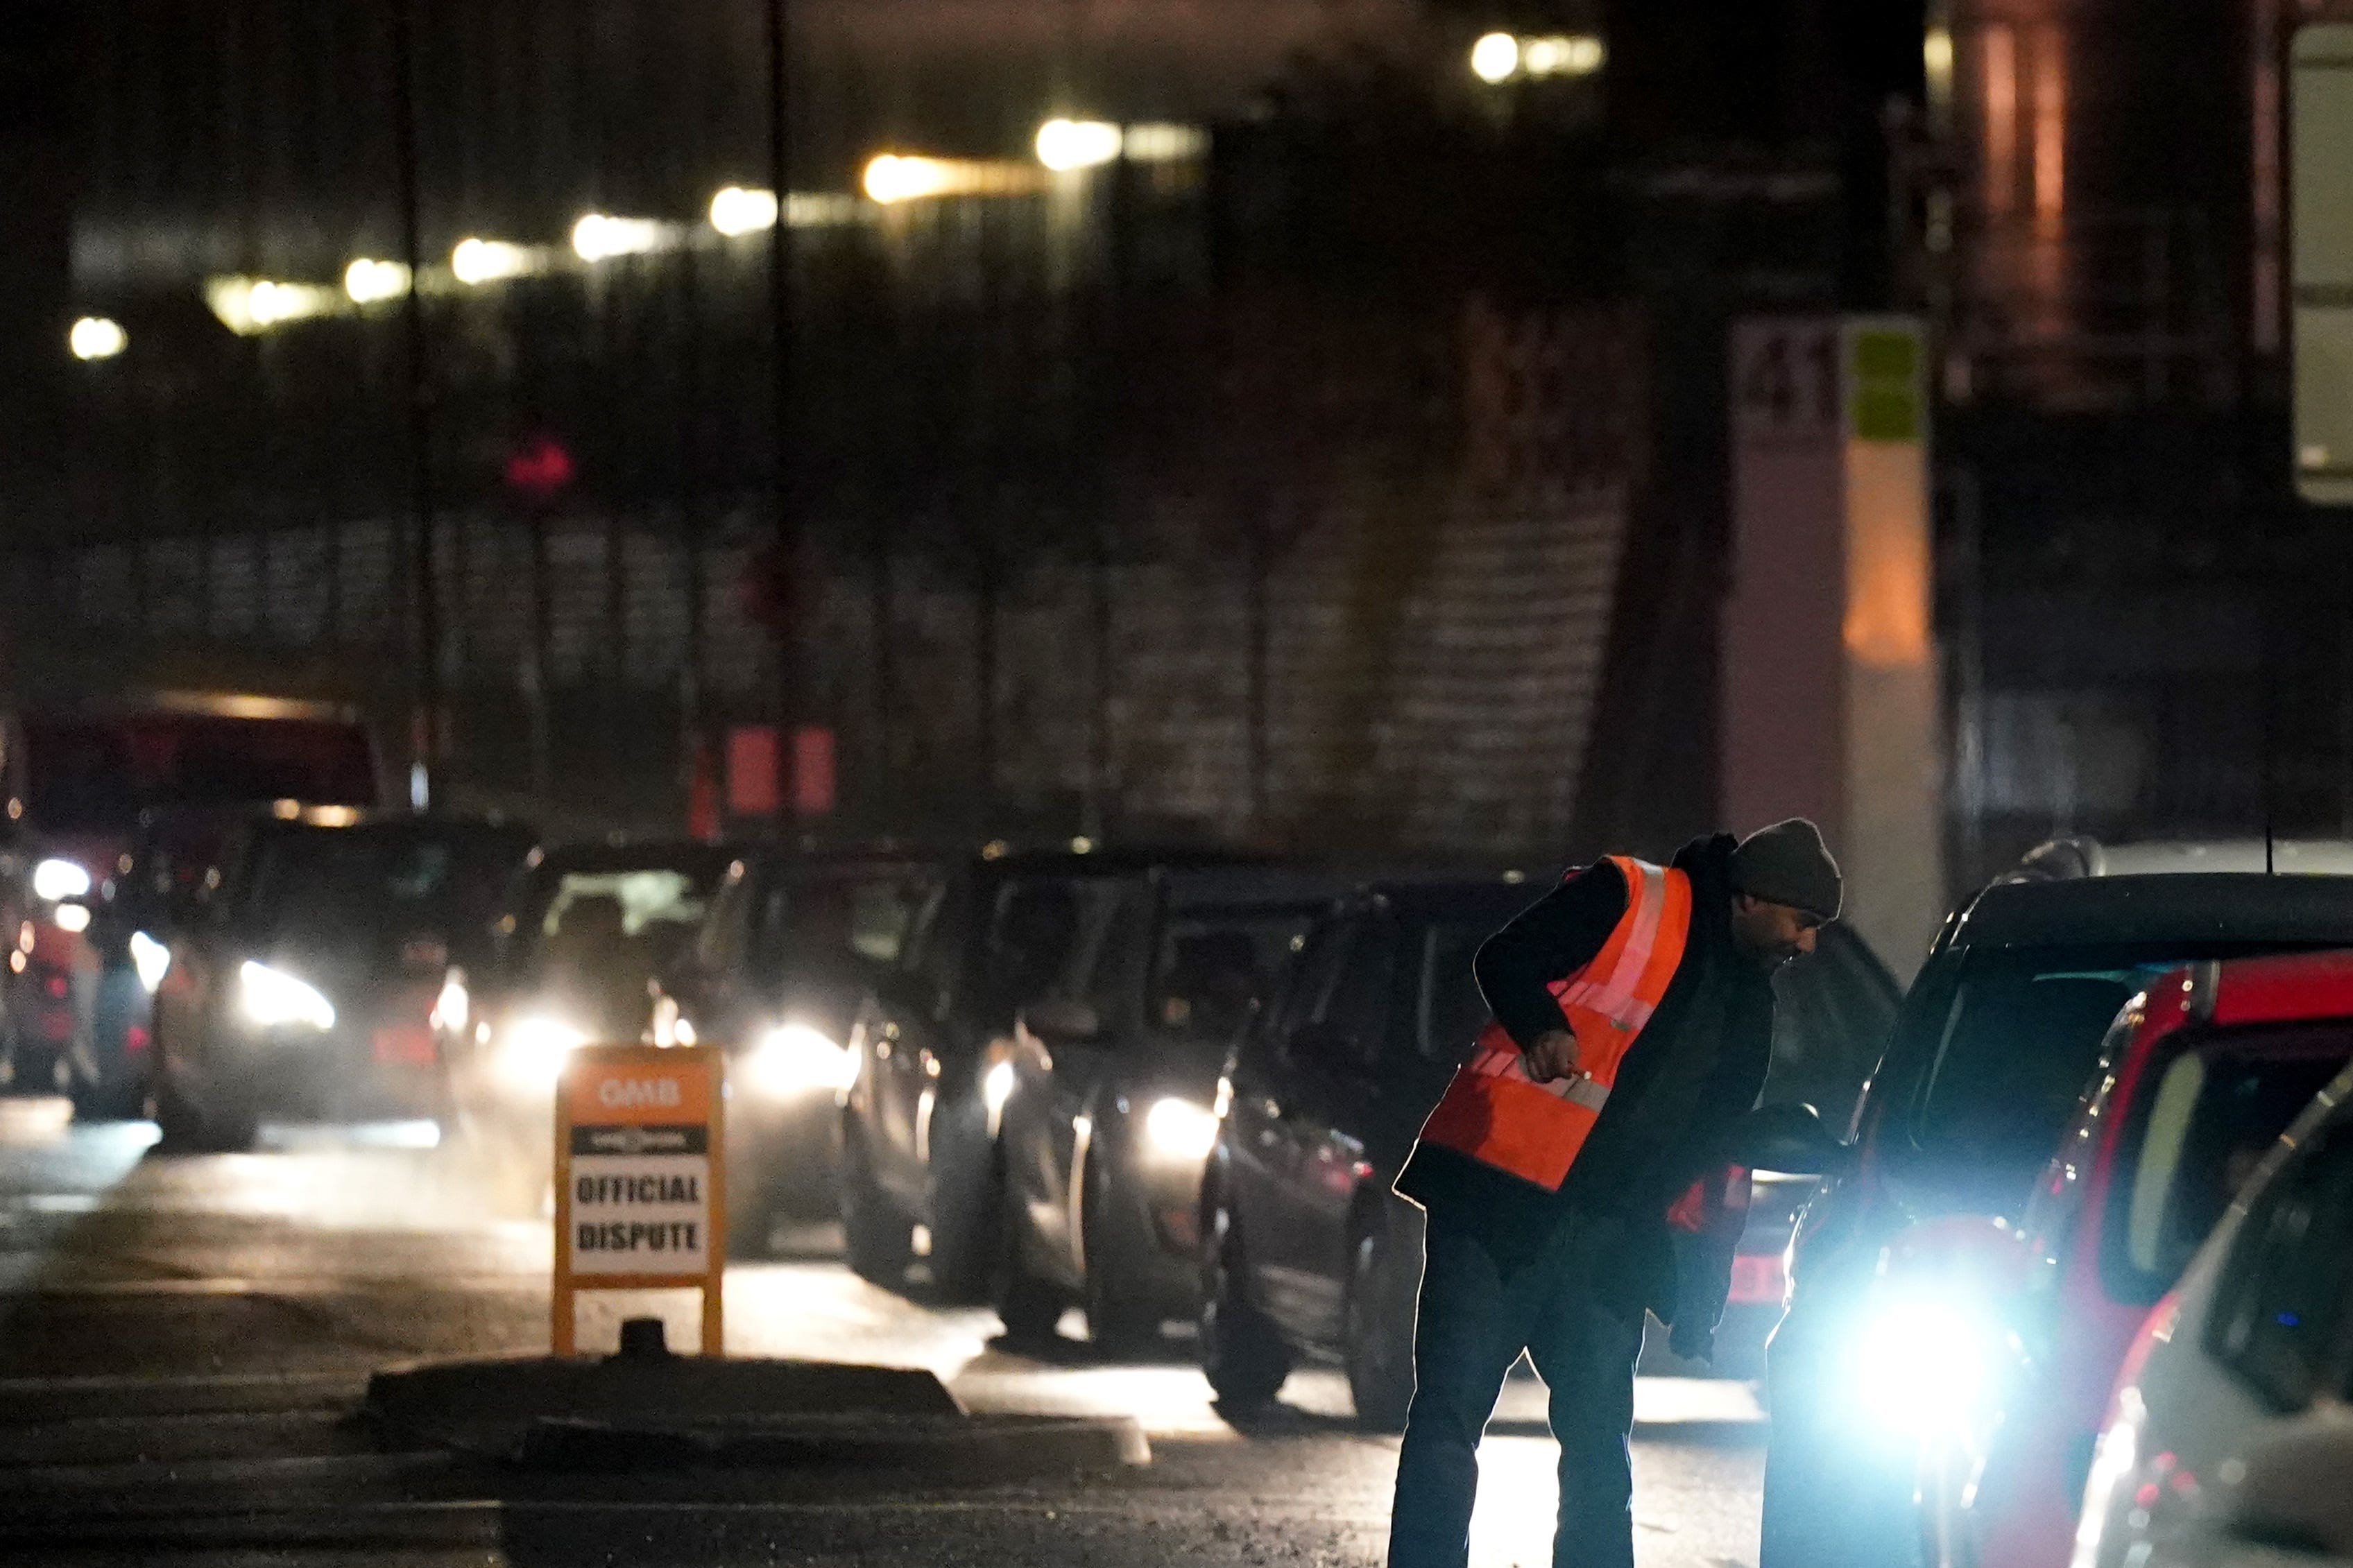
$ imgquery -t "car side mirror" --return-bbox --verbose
[1022,997,1103,1045]
[2227,1417,2353,1556]
[1734,1102,1856,1176]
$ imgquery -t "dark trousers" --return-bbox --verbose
[1387,1208,1645,1568]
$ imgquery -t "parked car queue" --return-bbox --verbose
[69,807,2353,1568]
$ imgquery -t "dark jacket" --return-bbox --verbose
[1395,834,1774,1329]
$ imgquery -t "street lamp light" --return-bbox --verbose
[1035,118,1124,172]
[1469,32,1521,83]
[710,184,780,237]
[68,317,126,361]
[343,258,412,304]
[571,213,671,263]
[450,237,538,286]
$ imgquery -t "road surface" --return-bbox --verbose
[0,1102,1767,1567]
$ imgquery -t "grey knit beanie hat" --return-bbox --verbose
[1729,818,1843,921]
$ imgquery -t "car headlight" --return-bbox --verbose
[433,975,469,1033]
[238,960,336,1031]
[1851,1296,2000,1436]
[129,931,171,994]
[492,1015,587,1092]
[982,1058,1016,1117]
[32,859,90,902]
[745,1023,857,1096]
[1143,1095,1220,1163]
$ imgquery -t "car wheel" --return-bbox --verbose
[153,1076,254,1153]
[993,1166,1066,1348]
[69,1071,146,1123]
[1081,1155,1163,1358]
[1344,1217,1415,1432]
[1199,1205,1292,1409]
[8,1042,62,1096]
[841,1127,914,1287]
[923,1121,1002,1305]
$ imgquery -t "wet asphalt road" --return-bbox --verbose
[0,1100,1767,1567]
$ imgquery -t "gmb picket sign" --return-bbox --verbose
[552,1045,726,1355]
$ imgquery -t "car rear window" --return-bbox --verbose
[2106,1023,2353,1307]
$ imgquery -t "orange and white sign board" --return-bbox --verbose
[552,1045,726,1356]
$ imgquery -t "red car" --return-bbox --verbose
[1911,950,2353,1568]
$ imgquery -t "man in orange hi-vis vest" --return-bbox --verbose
[1387,820,1842,1568]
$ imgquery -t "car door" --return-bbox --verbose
[1225,915,1351,1336]
[1003,874,1141,1282]
[862,872,968,1209]
[1277,910,1401,1341]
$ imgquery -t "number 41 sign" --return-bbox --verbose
[552,1044,727,1356]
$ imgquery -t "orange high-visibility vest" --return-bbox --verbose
[1416,855,1693,1192]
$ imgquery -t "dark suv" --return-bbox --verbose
[839,844,1262,1302]
[993,865,1337,1352]
[1760,838,2353,1568]
[1200,875,1899,1427]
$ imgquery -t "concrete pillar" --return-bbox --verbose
[1724,316,1943,981]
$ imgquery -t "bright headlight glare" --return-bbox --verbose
[433,975,469,1033]
[1144,1096,1220,1162]
[494,1015,586,1091]
[52,902,90,934]
[748,1023,856,1096]
[2070,1390,2143,1568]
[1853,1298,1993,1435]
[32,859,90,902]
[982,1058,1016,1117]
[129,931,171,994]
[238,960,336,1031]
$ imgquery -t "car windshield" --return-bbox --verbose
[524,867,721,978]
[24,715,375,832]
[235,827,525,946]
[1891,941,2333,1201]
[763,867,938,978]
[1149,907,1323,1042]
[2105,1022,2353,1307]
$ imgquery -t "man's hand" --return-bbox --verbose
[1523,1028,1582,1083]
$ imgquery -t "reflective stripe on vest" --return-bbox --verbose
[1414,855,1693,1193]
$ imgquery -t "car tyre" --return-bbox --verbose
[993,1168,1066,1348]
[153,1074,255,1153]
[841,1127,914,1286]
[1344,1216,1415,1432]
[8,1042,63,1097]
[1082,1154,1163,1358]
[1199,1206,1292,1409]
[69,1071,146,1123]
[927,1168,1002,1306]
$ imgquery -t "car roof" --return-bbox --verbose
[1158,865,1347,911]
[1353,877,1542,920]
[2005,837,2353,880]
[1947,835,2353,952]
[980,844,1274,878]
[2205,949,2353,1028]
